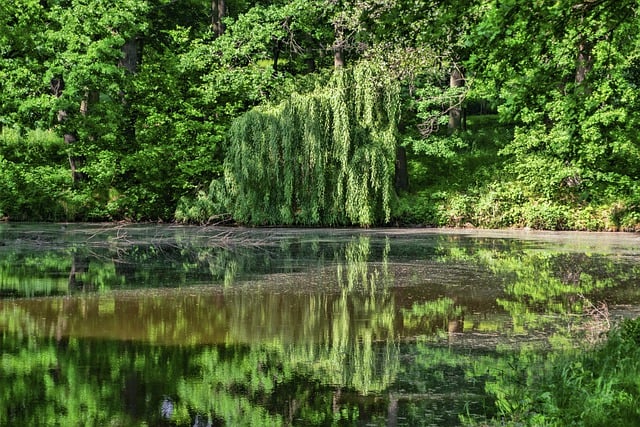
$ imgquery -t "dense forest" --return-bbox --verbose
[1,0,639,229]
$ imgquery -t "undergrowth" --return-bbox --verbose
[464,316,640,426]
[392,115,640,231]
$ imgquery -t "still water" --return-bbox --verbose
[1,224,639,426]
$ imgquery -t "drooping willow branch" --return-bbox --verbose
[222,62,400,226]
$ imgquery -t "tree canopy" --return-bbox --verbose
[1,0,639,229]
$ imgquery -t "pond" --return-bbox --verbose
[1,224,639,426]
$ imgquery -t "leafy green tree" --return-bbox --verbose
[471,0,640,226]
[217,61,400,226]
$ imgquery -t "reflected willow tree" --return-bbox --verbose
[0,234,404,425]
[200,236,400,394]
[300,236,398,394]
[170,235,401,419]
[170,235,400,423]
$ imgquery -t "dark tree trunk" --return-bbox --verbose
[119,36,142,142]
[212,0,226,38]
[394,146,409,191]
[575,39,593,95]
[272,38,282,73]
[119,37,140,74]
[448,67,464,132]
[305,57,316,73]
[334,47,345,68]
[333,23,345,68]
[68,254,90,290]
[462,107,467,131]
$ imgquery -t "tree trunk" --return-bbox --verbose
[448,67,464,132]
[305,57,316,73]
[52,77,87,183]
[575,39,593,95]
[68,90,99,183]
[212,0,226,38]
[394,146,409,191]
[272,38,282,73]
[119,36,142,142]
[334,47,345,68]
[119,37,140,74]
[80,90,99,115]
[63,131,84,183]
[333,22,345,68]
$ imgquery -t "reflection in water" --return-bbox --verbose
[1,224,639,425]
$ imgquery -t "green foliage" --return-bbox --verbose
[2,0,640,226]
[402,297,463,336]
[467,0,640,230]
[215,61,400,226]
[0,128,76,220]
[391,190,440,225]
[475,318,640,426]
[174,180,229,224]
[619,317,640,345]
[393,107,640,230]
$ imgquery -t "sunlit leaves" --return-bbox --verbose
[473,0,640,215]
[222,61,399,226]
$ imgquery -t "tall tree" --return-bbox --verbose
[471,0,640,205]
[0,0,53,129]
[44,0,149,191]
[221,61,400,226]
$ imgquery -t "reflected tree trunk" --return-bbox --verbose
[448,319,464,334]
[56,297,72,346]
[68,254,90,290]
[124,372,145,418]
[287,398,299,424]
[387,393,398,427]
[332,388,342,413]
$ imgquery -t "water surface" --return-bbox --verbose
[1,224,639,426]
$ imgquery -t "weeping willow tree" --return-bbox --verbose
[222,62,400,226]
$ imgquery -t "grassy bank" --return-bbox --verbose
[465,316,640,426]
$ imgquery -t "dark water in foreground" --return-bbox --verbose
[1,224,639,426]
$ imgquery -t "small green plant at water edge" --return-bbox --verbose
[470,317,640,426]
